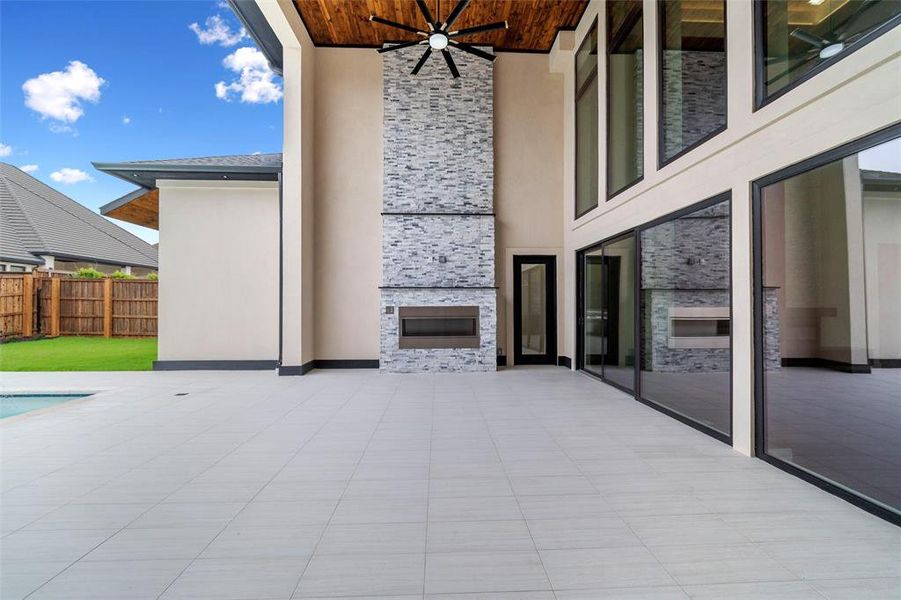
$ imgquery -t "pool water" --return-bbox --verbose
[0,394,90,418]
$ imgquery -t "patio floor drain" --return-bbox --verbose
[174,393,189,396]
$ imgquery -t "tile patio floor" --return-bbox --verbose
[1,368,899,599]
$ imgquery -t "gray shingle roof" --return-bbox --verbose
[120,153,282,169]
[93,153,282,190]
[0,162,158,268]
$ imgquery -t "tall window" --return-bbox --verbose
[757,1,901,105]
[575,20,599,218]
[659,0,727,165]
[640,195,732,439]
[756,130,901,521]
[607,0,644,198]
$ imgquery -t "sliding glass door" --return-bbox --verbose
[578,194,732,443]
[580,233,636,393]
[640,195,732,439]
[755,127,901,523]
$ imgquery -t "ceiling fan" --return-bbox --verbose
[370,0,508,78]
[789,0,884,61]
[765,0,894,86]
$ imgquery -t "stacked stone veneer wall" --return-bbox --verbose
[380,46,496,372]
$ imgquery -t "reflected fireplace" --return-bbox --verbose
[398,306,480,349]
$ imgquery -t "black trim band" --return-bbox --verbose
[557,355,572,368]
[315,359,379,369]
[154,360,277,371]
[870,359,901,368]
[781,358,871,374]
[279,360,380,375]
[497,355,506,367]
[279,362,314,376]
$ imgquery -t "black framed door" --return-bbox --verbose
[513,256,557,365]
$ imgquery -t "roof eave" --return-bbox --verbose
[0,254,44,266]
[228,0,283,75]
[99,187,151,216]
[92,161,282,190]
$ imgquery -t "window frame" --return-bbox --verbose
[657,0,729,169]
[606,0,645,201]
[751,121,901,526]
[753,0,901,110]
[575,17,600,220]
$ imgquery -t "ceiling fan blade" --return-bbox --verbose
[442,0,471,30]
[449,41,495,62]
[416,0,436,29]
[833,0,882,38]
[442,49,460,78]
[370,15,425,36]
[790,28,827,48]
[412,48,432,75]
[450,21,508,37]
[378,39,426,53]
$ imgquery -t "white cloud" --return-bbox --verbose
[122,115,131,125]
[50,168,93,184]
[0,143,11,157]
[20,164,39,173]
[215,47,282,104]
[22,61,105,124]
[190,14,247,46]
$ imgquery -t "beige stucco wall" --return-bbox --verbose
[272,45,565,362]
[313,48,383,360]
[556,0,901,454]
[157,180,279,362]
[495,53,565,364]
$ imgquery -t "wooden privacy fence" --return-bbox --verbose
[0,274,157,339]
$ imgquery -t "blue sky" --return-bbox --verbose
[1,0,283,243]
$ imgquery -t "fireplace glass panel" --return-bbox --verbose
[398,306,480,349]
[640,196,731,437]
[402,317,478,338]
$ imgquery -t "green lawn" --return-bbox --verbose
[0,337,157,371]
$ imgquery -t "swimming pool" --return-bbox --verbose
[0,394,90,419]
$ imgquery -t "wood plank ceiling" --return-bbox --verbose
[293,0,589,52]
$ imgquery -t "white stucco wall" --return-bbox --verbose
[157,180,279,362]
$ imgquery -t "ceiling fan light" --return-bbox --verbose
[429,33,449,50]
[819,42,844,59]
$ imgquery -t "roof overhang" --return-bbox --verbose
[0,254,44,266]
[93,155,282,230]
[92,161,281,190]
[228,0,283,74]
[101,188,160,230]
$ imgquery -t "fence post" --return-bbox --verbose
[22,274,33,338]
[49,277,61,337]
[103,278,113,338]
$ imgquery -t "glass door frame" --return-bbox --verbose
[513,255,557,365]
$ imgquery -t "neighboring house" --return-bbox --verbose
[0,162,158,275]
[94,1,900,522]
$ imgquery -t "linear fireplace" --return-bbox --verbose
[398,306,480,349]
